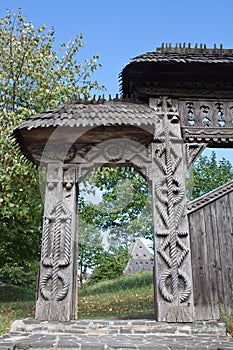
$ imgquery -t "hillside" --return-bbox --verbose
[0,272,232,337]
[78,270,154,319]
[0,271,154,335]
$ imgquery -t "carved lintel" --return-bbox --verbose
[182,127,233,145]
[85,139,151,164]
[75,139,152,182]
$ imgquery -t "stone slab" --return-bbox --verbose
[0,332,233,349]
[9,318,227,337]
[0,319,232,350]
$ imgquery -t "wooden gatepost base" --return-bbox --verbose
[0,318,231,349]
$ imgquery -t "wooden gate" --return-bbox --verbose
[14,44,233,322]
[188,181,233,320]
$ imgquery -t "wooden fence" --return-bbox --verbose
[188,181,233,320]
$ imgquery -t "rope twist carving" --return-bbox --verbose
[40,200,72,302]
[154,124,191,304]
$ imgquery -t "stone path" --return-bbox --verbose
[0,319,232,349]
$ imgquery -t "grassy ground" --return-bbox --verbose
[0,285,35,334]
[0,271,232,337]
[78,271,154,319]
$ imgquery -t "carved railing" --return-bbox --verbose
[179,100,233,128]
[179,100,233,145]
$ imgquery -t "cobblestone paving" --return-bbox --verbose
[0,319,232,350]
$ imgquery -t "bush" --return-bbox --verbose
[0,262,39,287]
[220,311,233,337]
[0,314,4,335]
[88,248,130,284]
[0,284,35,302]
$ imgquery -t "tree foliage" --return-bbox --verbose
[0,8,103,282]
[87,246,130,284]
[78,218,104,288]
[79,167,153,248]
[80,151,233,249]
[186,151,233,201]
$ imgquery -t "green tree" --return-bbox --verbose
[186,151,233,201]
[88,246,130,284]
[79,167,153,248]
[0,8,103,284]
[79,152,233,248]
[78,218,104,288]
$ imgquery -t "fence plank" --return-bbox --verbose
[215,193,233,314]
[203,203,220,319]
[188,186,233,320]
[189,208,212,320]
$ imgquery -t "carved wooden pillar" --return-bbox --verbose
[152,97,194,322]
[35,163,78,321]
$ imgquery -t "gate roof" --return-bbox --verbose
[121,44,233,98]
[15,97,156,131]
[13,97,156,165]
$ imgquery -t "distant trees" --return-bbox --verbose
[79,167,153,250]
[186,151,233,201]
[87,247,130,284]
[79,151,233,267]
[78,219,104,288]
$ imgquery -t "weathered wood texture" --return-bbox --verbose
[188,183,233,320]
[35,164,78,321]
[152,97,194,322]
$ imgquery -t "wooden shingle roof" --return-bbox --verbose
[127,51,233,65]
[13,97,156,164]
[120,44,233,99]
[123,44,233,67]
[16,97,156,131]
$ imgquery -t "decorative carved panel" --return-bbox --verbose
[76,139,152,181]
[151,97,194,322]
[40,200,71,302]
[179,100,233,128]
[35,164,77,321]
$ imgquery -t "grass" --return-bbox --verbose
[0,271,154,335]
[0,272,232,338]
[0,285,35,334]
[78,271,154,319]
[220,311,233,337]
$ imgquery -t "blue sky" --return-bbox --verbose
[1,0,233,163]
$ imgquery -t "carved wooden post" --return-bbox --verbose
[35,163,78,321]
[152,97,194,322]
